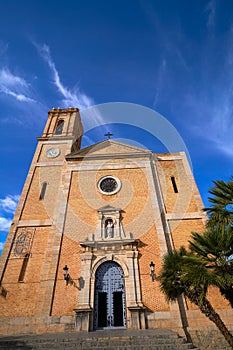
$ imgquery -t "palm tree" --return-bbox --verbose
[196,178,233,306]
[204,178,233,228]
[189,228,233,307]
[159,247,233,347]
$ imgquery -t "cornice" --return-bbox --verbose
[66,152,152,161]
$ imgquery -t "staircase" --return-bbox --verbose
[0,329,199,350]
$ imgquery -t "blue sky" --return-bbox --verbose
[0,0,233,254]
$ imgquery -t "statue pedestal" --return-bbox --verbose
[74,307,92,331]
[128,306,146,330]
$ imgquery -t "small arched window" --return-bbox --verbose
[54,119,64,135]
[39,182,47,200]
[18,253,30,282]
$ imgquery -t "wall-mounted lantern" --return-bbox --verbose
[63,265,70,285]
[149,261,155,282]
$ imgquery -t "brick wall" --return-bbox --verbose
[1,227,50,318]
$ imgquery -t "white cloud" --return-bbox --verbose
[0,195,19,243]
[0,68,36,103]
[0,217,12,231]
[0,195,19,214]
[0,68,28,88]
[0,242,5,251]
[0,86,35,102]
[34,43,94,110]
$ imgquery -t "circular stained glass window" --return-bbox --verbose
[98,176,121,195]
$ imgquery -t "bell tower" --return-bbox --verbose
[0,107,84,335]
[39,107,83,152]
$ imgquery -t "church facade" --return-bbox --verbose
[0,108,231,337]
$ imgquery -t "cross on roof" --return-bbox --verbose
[104,132,113,139]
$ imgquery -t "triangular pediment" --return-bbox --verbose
[66,139,152,160]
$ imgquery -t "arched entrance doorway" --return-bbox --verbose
[94,261,126,330]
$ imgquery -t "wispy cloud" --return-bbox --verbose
[0,68,28,88]
[0,195,19,214]
[0,217,12,231]
[143,0,233,159]
[0,86,35,102]
[0,40,8,57]
[0,195,19,232]
[153,59,167,108]
[0,68,36,103]
[34,43,94,110]
[140,2,189,110]
[205,96,233,156]
[185,22,233,158]
[185,89,233,157]
[0,242,5,251]
[205,0,216,31]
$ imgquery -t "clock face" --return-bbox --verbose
[46,148,60,158]
[98,176,121,195]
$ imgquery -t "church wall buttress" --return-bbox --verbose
[169,219,204,250]
[156,154,206,217]
[138,226,170,313]
[156,153,206,248]
[1,226,50,318]
[49,236,83,316]
[167,217,229,310]
[20,166,62,221]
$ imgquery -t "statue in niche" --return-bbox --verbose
[105,219,114,238]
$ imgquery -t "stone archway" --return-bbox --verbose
[94,261,126,330]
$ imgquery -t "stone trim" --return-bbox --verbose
[147,156,173,255]
[36,162,64,167]
[166,212,206,220]
[66,152,152,161]
[18,219,52,227]
[37,140,73,145]
[156,155,183,161]
[37,136,76,142]
[67,160,148,171]
[80,239,138,249]
[66,139,152,158]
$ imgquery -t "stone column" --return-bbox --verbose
[75,250,93,331]
[126,250,146,329]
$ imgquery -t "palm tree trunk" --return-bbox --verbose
[184,287,233,347]
[199,297,233,347]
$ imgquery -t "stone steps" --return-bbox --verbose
[0,329,200,350]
